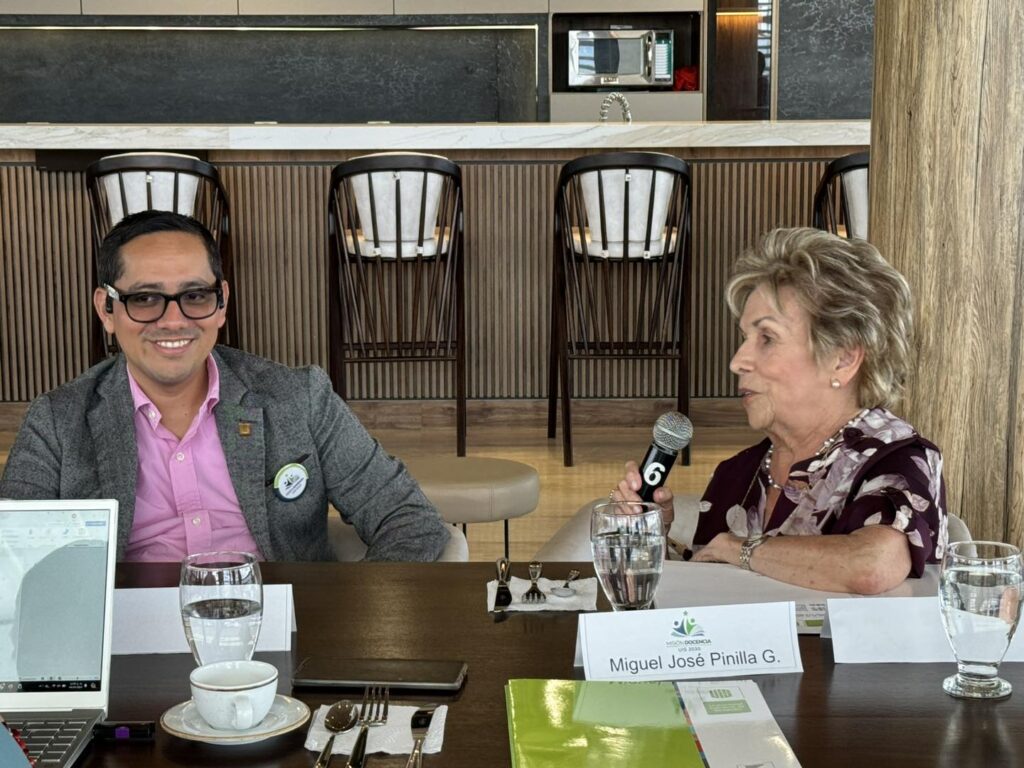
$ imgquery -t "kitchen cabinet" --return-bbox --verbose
[395,1,546,11]
[81,0,238,13]
[238,0,394,13]
[0,0,81,11]
[550,91,703,122]
[550,0,702,12]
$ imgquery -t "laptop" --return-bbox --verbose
[0,500,118,767]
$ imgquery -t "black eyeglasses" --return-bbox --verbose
[104,283,223,323]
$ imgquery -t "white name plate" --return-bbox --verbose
[829,596,1024,664]
[577,602,803,681]
[112,584,296,655]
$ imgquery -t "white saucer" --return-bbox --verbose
[161,694,310,745]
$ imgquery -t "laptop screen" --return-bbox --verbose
[0,507,113,695]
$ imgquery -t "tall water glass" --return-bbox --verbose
[180,551,263,666]
[591,501,665,611]
[938,541,1023,699]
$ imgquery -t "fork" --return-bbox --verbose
[345,686,389,768]
[523,560,546,603]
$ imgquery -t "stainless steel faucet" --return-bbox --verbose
[599,92,633,124]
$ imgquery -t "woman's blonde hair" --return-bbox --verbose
[726,228,913,409]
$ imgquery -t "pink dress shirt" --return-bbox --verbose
[123,356,263,562]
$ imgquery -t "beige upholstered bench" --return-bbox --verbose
[404,456,540,558]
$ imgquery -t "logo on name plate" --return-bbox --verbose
[671,611,706,638]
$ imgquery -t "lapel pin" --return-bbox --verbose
[238,422,252,437]
[273,462,309,501]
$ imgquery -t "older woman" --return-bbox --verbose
[615,228,947,595]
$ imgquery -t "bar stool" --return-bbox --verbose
[327,152,467,455]
[547,151,693,466]
[812,151,870,240]
[86,152,238,364]
[403,456,540,560]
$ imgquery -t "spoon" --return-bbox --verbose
[314,700,358,768]
[551,569,581,597]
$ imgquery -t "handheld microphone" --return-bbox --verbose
[638,412,694,502]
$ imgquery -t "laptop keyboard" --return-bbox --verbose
[2,717,90,766]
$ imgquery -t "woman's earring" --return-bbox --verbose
[830,379,841,389]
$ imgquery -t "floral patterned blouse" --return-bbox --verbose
[693,407,948,578]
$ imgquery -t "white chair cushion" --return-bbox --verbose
[841,167,869,240]
[351,168,445,259]
[570,227,677,259]
[104,152,204,161]
[578,168,674,258]
[344,228,440,258]
[353,152,449,162]
[101,169,200,225]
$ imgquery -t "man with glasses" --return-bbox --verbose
[0,210,451,562]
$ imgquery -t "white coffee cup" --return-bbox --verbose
[190,660,278,731]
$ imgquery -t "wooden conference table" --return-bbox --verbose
[80,561,1024,767]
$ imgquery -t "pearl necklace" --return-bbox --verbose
[761,409,870,491]
[762,448,786,491]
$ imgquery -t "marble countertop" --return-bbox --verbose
[0,121,869,150]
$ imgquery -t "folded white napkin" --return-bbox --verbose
[304,704,447,755]
[486,576,598,612]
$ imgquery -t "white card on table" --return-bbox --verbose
[656,561,837,634]
[577,602,802,681]
[829,596,1024,663]
[112,584,295,655]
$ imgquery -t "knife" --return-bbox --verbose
[494,557,512,611]
[404,707,437,768]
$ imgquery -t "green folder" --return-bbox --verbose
[505,679,707,768]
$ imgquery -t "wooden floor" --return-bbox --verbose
[0,402,757,562]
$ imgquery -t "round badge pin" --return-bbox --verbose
[273,463,308,501]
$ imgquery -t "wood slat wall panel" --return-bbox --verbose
[1,157,830,403]
[220,164,331,369]
[690,159,828,396]
[1,165,91,401]
[465,162,559,400]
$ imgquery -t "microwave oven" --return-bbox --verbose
[568,29,674,88]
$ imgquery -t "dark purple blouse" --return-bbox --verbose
[693,408,948,578]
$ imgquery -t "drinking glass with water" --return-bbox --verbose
[591,501,665,611]
[180,551,263,666]
[938,541,1023,699]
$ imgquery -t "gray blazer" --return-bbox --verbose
[0,347,450,562]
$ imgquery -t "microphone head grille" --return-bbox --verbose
[653,411,693,452]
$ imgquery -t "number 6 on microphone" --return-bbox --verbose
[643,462,667,486]
[637,412,694,502]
